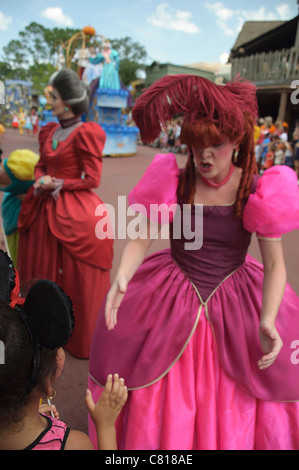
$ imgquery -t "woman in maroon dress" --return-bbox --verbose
[17,69,113,358]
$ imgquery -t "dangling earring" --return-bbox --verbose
[46,388,56,400]
[234,149,239,163]
[64,106,69,112]
[45,389,56,418]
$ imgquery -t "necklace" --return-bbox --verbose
[59,115,82,128]
[200,163,234,188]
[52,115,82,150]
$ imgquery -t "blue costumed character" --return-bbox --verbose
[89,41,120,90]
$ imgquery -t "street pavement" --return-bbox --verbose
[1,127,299,435]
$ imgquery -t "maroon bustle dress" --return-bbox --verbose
[17,121,113,358]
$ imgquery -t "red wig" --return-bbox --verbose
[132,74,258,218]
[132,74,258,143]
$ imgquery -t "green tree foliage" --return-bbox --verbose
[118,58,141,86]
[1,22,81,93]
[111,36,147,85]
[0,22,148,92]
[3,40,29,69]
[18,22,49,66]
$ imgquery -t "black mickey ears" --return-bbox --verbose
[23,280,75,350]
[20,280,75,396]
[0,249,74,395]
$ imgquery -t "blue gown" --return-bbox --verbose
[89,49,120,90]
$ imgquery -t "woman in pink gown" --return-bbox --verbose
[88,75,299,449]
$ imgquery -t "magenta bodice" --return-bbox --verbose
[170,203,252,303]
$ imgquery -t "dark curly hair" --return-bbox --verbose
[0,302,58,432]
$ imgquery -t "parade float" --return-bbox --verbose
[55,26,139,157]
[38,94,58,127]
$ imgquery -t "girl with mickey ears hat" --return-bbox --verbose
[0,251,127,450]
[88,74,299,450]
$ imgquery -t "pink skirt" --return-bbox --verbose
[88,250,299,450]
[88,322,299,450]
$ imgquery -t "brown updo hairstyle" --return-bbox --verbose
[49,68,91,116]
[178,112,257,218]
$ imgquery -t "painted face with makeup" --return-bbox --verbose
[48,88,72,119]
[192,139,238,186]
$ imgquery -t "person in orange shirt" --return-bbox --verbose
[264,116,276,135]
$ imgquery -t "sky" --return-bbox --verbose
[0,0,298,67]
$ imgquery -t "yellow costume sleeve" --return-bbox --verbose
[254,125,261,143]
[6,149,40,181]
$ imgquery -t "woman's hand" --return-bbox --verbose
[257,238,286,370]
[258,320,283,370]
[34,175,56,191]
[105,275,127,330]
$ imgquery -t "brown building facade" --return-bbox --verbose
[229,15,299,133]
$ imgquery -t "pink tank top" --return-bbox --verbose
[24,415,70,450]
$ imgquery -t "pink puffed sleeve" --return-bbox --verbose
[243,165,299,237]
[128,153,180,224]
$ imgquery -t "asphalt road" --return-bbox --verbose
[1,127,298,436]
